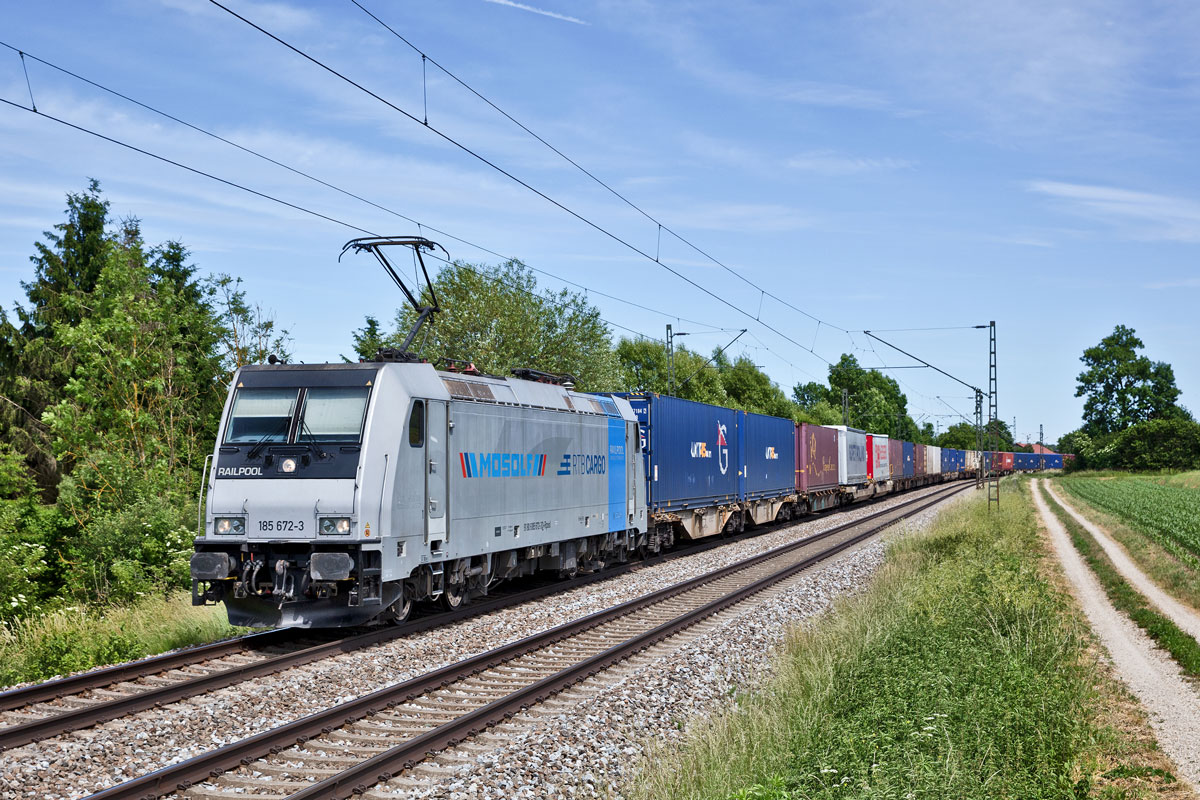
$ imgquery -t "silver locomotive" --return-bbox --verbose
[190,360,648,627]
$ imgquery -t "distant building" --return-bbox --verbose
[1016,442,1058,455]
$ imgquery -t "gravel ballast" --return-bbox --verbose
[0,484,961,800]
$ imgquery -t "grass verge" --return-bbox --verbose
[632,479,1181,800]
[1053,477,1200,611]
[1039,482,1200,678]
[0,593,242,687]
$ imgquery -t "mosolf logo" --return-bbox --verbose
[217,466,263,477]
[461,453,547,478]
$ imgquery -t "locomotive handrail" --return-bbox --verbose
[196,453,213,538]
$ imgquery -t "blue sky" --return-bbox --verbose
[3,0,1198,445]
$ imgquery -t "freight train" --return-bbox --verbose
[189,357,1053,628]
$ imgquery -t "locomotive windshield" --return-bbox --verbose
[299,387,370,442]
[226,388,298,443]
[224,384,371,444]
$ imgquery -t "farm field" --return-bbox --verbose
[1058,473,1200,571]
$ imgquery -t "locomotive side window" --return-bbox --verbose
[225,388,298,443]
[408,400,425,447]
[300,387,370,442]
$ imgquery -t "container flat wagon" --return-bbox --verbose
[619,393,740,542]
[740,411,798,524]
[797,423,840,512]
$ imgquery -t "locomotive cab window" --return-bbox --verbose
[299,387,370,442]
[225,388,298,443]
[408,400,425,447]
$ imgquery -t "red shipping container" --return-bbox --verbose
[866,434,874,480]
[797,423,839,493]
[1000,452,1014,471]
[914,444,927,476]
[889,438,903,479]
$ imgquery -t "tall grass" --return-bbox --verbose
[633,482,1131,800]
[0,593,240,687]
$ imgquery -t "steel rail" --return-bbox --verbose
[86,481,967,800]
[0,479,949,749]
[0,628,296,714]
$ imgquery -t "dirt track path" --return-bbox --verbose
[1046,482,1200,641]
[1032,479,1200,787]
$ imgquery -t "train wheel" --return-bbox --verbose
[389,593,413,625]
[442,580,467,611]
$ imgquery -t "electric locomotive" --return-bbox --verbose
[190,360,648,627]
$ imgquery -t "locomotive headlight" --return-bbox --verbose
[214,517,245,535]
[320,517,352,535]
[280,457,297,474]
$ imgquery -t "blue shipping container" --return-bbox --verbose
[741,411,797,500]
[902,441,915,478]
[617,393,740,512]
[942,448,964,473]
[1044,454,1064,470]
[1013,453,1042,470]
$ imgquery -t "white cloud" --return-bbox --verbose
[1028,180,1200,242]
[481,0,588,25]
[786,150,914,175]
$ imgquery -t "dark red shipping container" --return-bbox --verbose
[797,423,839,493]
[914,443,927,476]
[888,438,903,479]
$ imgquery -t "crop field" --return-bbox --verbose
[1059,475,1200,570]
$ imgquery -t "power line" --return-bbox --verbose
[863,330,982,393]
[0,40,731,338]
[205,0,837,369]
[0,93,666,348]
[347,0,848,336]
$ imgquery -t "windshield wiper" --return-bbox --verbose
[246,418,292,460]
[297,418,330,460]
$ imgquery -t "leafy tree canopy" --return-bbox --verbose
[792,354,933,441]
[359,260,620,392]
[1076,324,1189,436]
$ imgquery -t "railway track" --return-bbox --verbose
[0,481,957,753]
[87,481,968,800]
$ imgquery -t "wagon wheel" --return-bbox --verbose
[441,578,467,610]
[388,591,413,624]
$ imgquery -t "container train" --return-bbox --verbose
[189,357,1059,629]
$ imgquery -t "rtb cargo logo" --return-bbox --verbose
[557,453,606,476]
[690,423,730,475]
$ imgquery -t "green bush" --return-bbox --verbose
[1109,419,1200,471]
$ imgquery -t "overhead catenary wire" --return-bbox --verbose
[0,40,733,338]
[0,93,671,349]
[204,0,838,370]
[347,0,847,336]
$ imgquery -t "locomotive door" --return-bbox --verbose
[425,400,449,542]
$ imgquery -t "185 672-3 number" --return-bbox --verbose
[258,519,304,533]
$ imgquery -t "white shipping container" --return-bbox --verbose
[870,434,890,481]
[926,445,942,475]
[827,425,868,485]
[966,450,981,471]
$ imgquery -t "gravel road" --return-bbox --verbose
[0,484,956,800]
[1033,479,1200,788]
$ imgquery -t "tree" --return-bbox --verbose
[614,337,729,406]
[1076,325,1188,435]
[0,181,111,495]
[791,354,930,438]
[364,259,620,391]
[209,274,292,375]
